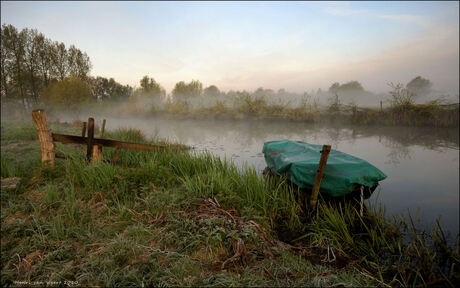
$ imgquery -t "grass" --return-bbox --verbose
[41,90,458,127]
[1,120,459,287]
[97,92,459,127]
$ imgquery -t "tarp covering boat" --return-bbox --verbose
[262,140,387,197]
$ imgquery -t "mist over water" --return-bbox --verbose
[57,112,459,235]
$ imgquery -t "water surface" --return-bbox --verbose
[88,116,460,234]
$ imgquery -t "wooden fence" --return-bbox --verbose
[32,109,181,166]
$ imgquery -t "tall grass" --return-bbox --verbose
[1,121,458,286]
[298,193,459,287]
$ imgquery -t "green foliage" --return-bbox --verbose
[329,81,364,93]
[172,80,203,99]
[90,76,132,102]
[388,82,415,108]
[41,76,93,109]
[203,85,220,98]
[1,23,92,113]
[137,75,165,97]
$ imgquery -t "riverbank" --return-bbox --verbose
[106,97,460,128]
[1,120,459,287]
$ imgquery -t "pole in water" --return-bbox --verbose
[310,145,331,209]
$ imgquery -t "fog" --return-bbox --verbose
[43,111,459,234]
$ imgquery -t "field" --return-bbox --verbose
[1,120,459,287]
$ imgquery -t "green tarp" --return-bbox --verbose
[262,140,387,197]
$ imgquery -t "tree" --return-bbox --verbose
[0,25,13,101]
[51,42,68,80]
[67,45,91,80]
[329,81,364,93]
[172,80,203,99]
[340,81,364,92]
[23,28,42,104]
[138,76,165,97]
[203,85,220,98]
[277,88,286,95]
[406,76,432,97]
[41,76,93,109]
[8,25,28,109]
[329,82,340,94]
[388,82,415,108]
[35,33,53,86]
[90,76,132,102]
[1,23,92,113]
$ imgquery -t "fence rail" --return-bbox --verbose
[32,109,182,166]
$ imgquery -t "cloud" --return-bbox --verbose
[324,5,428,28]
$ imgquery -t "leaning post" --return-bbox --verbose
[309,145,331,209]
[32,109,55,167]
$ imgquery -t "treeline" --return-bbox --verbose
[0,24,133,114]
[1,24,91,110]
[2,23,456,126]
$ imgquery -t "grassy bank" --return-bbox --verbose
[1,120,459,287]
[111,96,459,128]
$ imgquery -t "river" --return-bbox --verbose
[84,116,460,235]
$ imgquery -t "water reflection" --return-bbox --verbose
[72,115,459,233]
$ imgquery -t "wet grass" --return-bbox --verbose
[1,120,458,287]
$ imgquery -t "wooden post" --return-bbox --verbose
[310,145,331,209]
[96,119,106,157]
[112,147,121,164]
[380,101,383,113]
[92,144,102,163]
[32,109,55,167]
[101,119,106,137]
[87,118,95,161]
[82,121,87,137]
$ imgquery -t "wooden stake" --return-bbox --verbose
[82,121,87,137]
[32,109,55,167]
[310,145,331,209]
[92,144,102,163]
[97,119,106,156]
[87,118,95,161]
[101,119,106,137]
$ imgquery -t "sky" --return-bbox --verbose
[1,1,459,95]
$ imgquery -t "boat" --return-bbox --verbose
[262,140,387,200]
